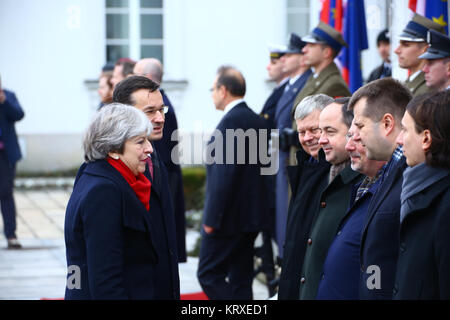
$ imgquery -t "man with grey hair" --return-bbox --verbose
[278,94,333,299]
[133,58,186,262]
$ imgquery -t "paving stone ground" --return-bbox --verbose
[0,189,270,300]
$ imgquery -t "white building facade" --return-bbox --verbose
[1,0,423,173]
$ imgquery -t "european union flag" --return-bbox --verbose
[339,0,369,93]
[426,0,448,34]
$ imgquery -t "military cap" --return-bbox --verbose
[377,29,390,45]
[419,29,450,60]
[268,44,287,60]
[302,21,348,53]
[399,13,445,42]
[282,33,307,54]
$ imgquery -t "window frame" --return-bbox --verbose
[105,0,163,63]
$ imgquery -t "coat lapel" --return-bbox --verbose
[84,160,152,233]
[401,175,450,224]
[361,158,406,242]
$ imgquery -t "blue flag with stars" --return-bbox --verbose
[426,0,448,34]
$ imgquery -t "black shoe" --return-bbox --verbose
[7,238,22,249]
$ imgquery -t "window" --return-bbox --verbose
[286,0,310,38]
[106,0,163,63]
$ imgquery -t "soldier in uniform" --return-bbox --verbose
[255,45,289,297]
[289,21,351,165]
[259,46,289,128]
[394,14,445,96]
[420,29,450,92]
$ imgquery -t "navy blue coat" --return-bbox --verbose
[202,102,271,236]
[0,89,24,165]
[153,90,186,262]
[359,157,407,299]
[64,159,180,300]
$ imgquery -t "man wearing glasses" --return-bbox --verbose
[134,58,187,263]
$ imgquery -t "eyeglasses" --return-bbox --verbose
[345,133,353,142]
[144,106,169,116]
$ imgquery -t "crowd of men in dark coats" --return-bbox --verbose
[253,16,450,300]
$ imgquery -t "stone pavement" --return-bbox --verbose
[0,188,270,300]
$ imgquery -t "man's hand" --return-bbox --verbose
[0,90,6,104]
[203,224,214,234]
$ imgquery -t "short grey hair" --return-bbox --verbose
[294,94,334,120]
[83,103,153,162]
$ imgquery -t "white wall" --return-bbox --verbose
[0,0,105,172]
[164,0,286,134]
[0,0,105,135]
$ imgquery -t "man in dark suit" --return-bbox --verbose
[112,76,181,295]
[274,33,312,261]
[367,29,392,83]
[134,58,187,262]
[348,78,412,299]
[197,66,271,300]
[0,75,25,249]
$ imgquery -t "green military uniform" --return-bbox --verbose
[288,62,350,165]
[404,71,429,97]
[398,14,446,96]
[292,62,350,112]
[298,165,363,300]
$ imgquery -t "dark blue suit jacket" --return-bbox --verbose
[274,70,312,131]
[202,102,271,236]
[260,81,288,129]
[0,89,24,165]
[64,159,180,300]
[153,89,187,262]
[359,157,407,299]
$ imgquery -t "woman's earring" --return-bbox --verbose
[111,154,119,160]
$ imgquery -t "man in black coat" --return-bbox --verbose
[134,58,187,262]
[348,78,412,299]
[278,94,334,299]
[393,91,450,299]
[273,33,312,261]
[197,66,271,300]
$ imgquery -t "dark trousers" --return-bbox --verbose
[197,231,258,300]
[0,150,17,239]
